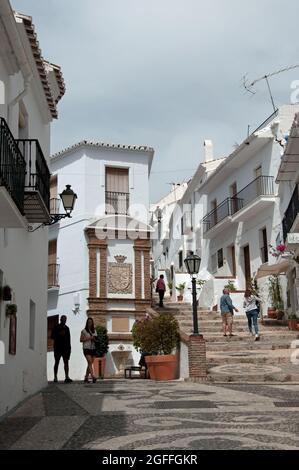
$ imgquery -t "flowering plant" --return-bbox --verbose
[269,244,287,258]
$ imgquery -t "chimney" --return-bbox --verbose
[204,140,213,162]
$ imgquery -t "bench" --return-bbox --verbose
[124,366,149,379]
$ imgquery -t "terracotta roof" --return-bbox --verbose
[14,12,65,118]
[43,60,66,104]
[51,140,155,161]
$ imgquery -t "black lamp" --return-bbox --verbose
[60,185,77,215]
[184,254,201,335]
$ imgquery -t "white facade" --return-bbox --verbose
[47,142,154,380]
[0,2,65,416]
[152,106,299,314]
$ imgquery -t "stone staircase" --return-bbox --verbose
[155,298,299,383]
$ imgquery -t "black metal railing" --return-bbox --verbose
[16,139,50,211]
[48,263,60,288]
[202,176,274,233]
[283,184,299,241]
[232,176,274,214]
[50,197,60,215]
[0,118,26,214]
[202,198,240,233]
[105,191,129,214]
[260,246,269,263]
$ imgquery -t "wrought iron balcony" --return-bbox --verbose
[232,176,275,214]
[17,139,50,223]
[105,191,129,215]
[202,198,239,233]
[48,263,60,288]
[283,184,299,242]
[0,117,26,217]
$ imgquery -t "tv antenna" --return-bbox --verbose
[243,63,299,113]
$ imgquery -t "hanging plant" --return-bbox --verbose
[6,304,17,316]
[2,285,12,301]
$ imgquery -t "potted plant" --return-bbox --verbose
[2,285,12,301]
[132,313,180,380]
[167,281,173,296]
[287,314,299,331]
[224,280,237,292]
[6,304,17,316]
[94,325,109,378]
[268,275,284,319]
[176,282,186,301]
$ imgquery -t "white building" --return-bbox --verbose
[276,113,299,317]
[0,1,65,416]
[47,141,154,380]
[152,105,299,313]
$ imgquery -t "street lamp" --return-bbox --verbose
[184,254,201,335]
[49,185,77,224]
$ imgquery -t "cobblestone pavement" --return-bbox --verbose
[1,380,299,450]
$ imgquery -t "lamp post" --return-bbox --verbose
[50,185,77,224]
[184,254,201,335]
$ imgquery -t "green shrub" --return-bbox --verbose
[132,313,180,355]
[95,325,109,357]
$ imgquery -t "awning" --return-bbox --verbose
[255,259,291,279]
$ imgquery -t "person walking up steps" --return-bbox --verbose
[244,289,261,341]
[156,274,166,308]
[220,288,239,337]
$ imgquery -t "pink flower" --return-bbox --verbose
[276,244,286,252]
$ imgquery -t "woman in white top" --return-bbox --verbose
[243,289,261,341]
[80,317,98,383]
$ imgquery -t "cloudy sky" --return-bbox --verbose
[12,0,299,202]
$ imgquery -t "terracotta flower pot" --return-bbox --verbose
[145,354,178,381]
[288,319,299,331]
[268,308,277,319]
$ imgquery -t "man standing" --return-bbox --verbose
[51,315,72,383]
[156,274,166,308]
[220,288,239,337]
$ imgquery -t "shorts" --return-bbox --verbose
[221,312,233,326]
[83,348,97,357]
[54,349,71,361]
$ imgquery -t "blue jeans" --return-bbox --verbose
[246,309,259,335]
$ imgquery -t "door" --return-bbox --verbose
[255,165,262,196]
[231,245,236,277]
[211,199,217,227]
[48,240,58,287]
[243,245,251,289]
[262,228,268,263]
[230,182,238,214]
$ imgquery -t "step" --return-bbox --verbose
[205,341,295,351]
[206,349,294,365]
[207,373,299,383]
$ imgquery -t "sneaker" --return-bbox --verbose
[254,335,260,341]
[53,377,58,383]
[64,377,73,383]
[92,377,97,383]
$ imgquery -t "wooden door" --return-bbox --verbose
[243,245,251,289]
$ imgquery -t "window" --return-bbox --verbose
[50,175,59,214]
[211,199,218,226]
[179,251,183,270]
[260,227,268,263]
[230,182,238,213]
[217,248,224,268]
[29,300,36,350]
[47,315,59,352]
[105,167,129,214]
[211,253,217,273]
[48,240,59,288]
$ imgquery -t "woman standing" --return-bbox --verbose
[243,290,261,341]
[80,317,98,383]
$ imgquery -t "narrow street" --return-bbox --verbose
[1,380,299,450]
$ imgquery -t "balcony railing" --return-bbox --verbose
[260,246,269,264]
[105,191,129,215]
[48,263,60,288]
[17,139,50,212]
[283,184,299,241]
[202,176,274,234]
[0,118,26,214]
[202,198,239,233]
[232,176,274,214]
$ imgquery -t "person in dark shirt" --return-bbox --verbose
[51,315,72,383]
